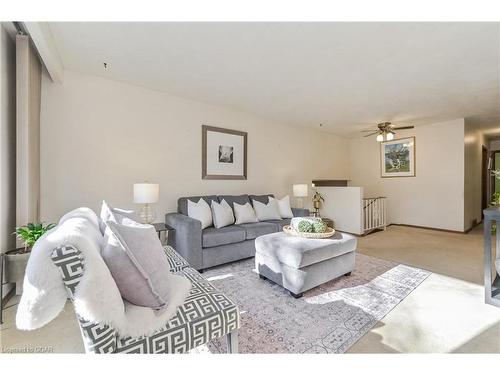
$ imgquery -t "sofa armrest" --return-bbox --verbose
[165,213,203,270]
[291,207,310,217]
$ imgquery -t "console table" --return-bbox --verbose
[482,207,500,307]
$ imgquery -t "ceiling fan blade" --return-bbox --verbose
[361,129,377,132]
[363,131,379,137]
[392,126,414,130]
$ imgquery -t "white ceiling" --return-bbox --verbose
[48,22,500,135]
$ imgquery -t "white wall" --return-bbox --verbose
[316,187,364,235]
[40,71,350,223]
[464,121,487,230]
[349,119,466,232]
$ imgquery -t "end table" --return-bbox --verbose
[153,223,174,245]
[321,218,334,228]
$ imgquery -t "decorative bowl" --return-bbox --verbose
[283,225,336,239]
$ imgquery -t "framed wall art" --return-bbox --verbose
[202,125,247,180]
[380,136,415,177]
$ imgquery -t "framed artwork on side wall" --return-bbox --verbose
[202,125,247,180]
[380,136,416,177]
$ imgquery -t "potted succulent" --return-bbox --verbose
[5,222,55,294]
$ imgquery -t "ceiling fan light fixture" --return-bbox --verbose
[361,121,414,142]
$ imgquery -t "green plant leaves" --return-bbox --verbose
[13,222,56,247]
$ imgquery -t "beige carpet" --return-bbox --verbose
[350,224,500,353]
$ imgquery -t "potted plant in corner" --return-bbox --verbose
[5,222,55,295]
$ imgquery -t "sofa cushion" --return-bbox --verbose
[237,222,278,240]
[265,218,291,231]
[249,194,274,205]
[291,207,311,217]
[178,195,218,216]
[218,194,250,210]
[202,225,246,248]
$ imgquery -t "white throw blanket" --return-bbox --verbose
[16,207,192,338]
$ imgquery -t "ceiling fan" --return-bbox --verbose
[361,122,414,142]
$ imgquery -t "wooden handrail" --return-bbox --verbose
[363,197,386,209]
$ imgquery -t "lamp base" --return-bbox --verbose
[139,204,156,224]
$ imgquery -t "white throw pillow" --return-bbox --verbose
[271,195,294,219]
[99,200,138,234]
[252,199,282,221]
[187,198,213,229]
[234,202,259,224]
[211,200,235,229]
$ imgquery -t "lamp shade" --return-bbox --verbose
[133,183,159,204]
[293,184,308,197]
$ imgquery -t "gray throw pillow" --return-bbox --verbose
[102,221,191,311]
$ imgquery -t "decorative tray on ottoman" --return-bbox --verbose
[283,225,336,239]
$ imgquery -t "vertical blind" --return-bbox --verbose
[16,34,41,230]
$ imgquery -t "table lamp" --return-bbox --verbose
[293,184,308,209]
[133,183,159,224]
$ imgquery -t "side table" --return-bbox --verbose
[321,218,334,228]
[153,223,175,245]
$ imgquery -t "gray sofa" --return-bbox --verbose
[166,194,309,271]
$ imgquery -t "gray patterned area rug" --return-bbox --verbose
[201,253,430,353]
